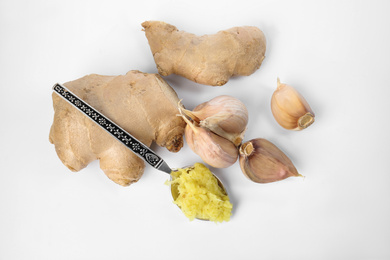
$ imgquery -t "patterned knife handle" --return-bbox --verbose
[53,83,171,173]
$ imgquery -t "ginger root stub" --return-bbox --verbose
[49,70,186,186]
[142,21,266,86]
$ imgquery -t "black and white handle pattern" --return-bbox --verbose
[53,83,170,172]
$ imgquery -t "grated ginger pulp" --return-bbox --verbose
[169,163,232,222]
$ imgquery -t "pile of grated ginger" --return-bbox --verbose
[169,163,232,223]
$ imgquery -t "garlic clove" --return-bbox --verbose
[182,112,238,168]
[271,78,315,130]
[239,138,302,183]
[179,95,248,146]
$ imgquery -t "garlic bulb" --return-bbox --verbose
[179,95,248,146]
[271,79,315,130]
[180,110,238,168]
[239,138,302,183]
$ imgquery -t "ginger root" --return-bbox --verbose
[142,21,266,86]
[49,70,186,186]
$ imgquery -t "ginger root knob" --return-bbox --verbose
[142,21,266,86]
[49,70,185,186]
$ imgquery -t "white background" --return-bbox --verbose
[1,0,390,259]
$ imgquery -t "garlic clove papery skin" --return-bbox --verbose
[271,79,315,130]
[180,95,248,146]
[239,138,302,183]
[183,117,238,168]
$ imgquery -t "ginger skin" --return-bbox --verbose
[142,21,266,86]
[49,70,185,186]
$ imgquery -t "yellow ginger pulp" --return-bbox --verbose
[169,163,232,222]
